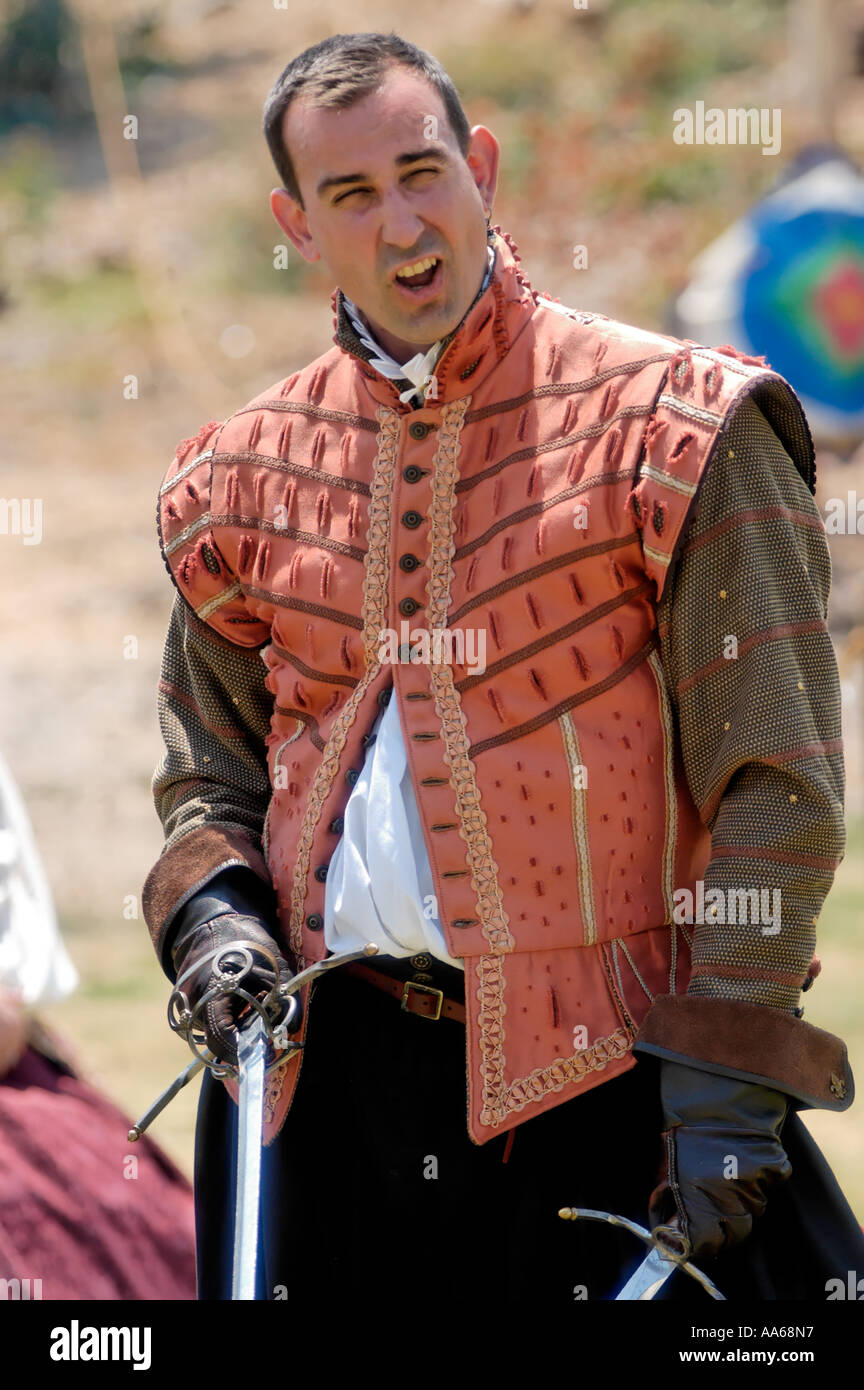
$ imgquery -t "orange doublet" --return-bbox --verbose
[157,229,813,1145]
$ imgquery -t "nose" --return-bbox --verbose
[378,188,426,252]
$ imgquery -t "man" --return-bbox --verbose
[143,32,864,1306]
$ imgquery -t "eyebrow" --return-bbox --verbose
[315,144,451,198]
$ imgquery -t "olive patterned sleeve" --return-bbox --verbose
[654,390,845,1015]
[141,592,276,968]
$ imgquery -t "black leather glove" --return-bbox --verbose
[167,867,300,1067]
[648,1059,793,1263]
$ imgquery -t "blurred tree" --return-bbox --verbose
[0,0,80,131]
[0,0,176,134]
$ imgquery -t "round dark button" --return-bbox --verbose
[362,732,377,747]
[402,510,423,529]
[409,422,430,440]
[398,643,414,662]
[403,465,423,483]
[314,864,328,883]
[399,597,420,617]
[306,913,324,931]
[328,816,344,834]
[399,553,420,572]
[377,687,392,707]
[345,768,360,785]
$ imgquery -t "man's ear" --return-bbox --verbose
[270,188,321,264]
[464,125,500,215]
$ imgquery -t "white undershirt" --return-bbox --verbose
[322,694,463,969]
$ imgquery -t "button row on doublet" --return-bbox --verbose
[302,420,433,947]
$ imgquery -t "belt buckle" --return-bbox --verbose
[401,979,444,1021]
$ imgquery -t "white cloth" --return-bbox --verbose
[323,694,463,969]
[324,248,497,969]
[341,300,444,406]
[0,751,78,1005]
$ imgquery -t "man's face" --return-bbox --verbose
[270,65,499,362]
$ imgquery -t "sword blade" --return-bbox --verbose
[615,1245,676,1300]
[232,1013,267,1300]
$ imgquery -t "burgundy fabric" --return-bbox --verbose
[0,1046,196,1300]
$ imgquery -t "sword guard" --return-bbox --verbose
[168,938,303,1080]
[167,940,380,1080]
[173,989,302,1081]
[651,1221,690,1261]
[558,1208,725,1300]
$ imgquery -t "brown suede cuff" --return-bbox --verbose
[632,994,854,1112]
[142,825,273,969]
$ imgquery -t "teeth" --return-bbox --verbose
[395,256,438,280]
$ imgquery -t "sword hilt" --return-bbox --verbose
[131,942,382,1140]
[168,939,301,1079]
[168,938,381,1077]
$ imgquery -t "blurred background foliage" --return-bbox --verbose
[3,0,853,329]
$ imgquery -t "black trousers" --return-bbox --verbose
[195,967,864,1306]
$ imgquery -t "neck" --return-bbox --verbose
[364,320,436,363]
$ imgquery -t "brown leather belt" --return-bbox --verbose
[343,961,466,1023]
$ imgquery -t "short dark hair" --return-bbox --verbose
[262,32,472,206]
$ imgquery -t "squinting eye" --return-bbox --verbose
[333,168,440,205]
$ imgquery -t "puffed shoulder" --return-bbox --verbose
[156,420,270,648]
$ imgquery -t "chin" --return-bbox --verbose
[409,300,459,335]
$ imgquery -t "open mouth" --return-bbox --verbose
[392,255,443,296]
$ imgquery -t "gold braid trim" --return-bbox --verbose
[474,956,632,1128]
[263,718,305,863]
[422,398,517,1129]
[475,954,508,1126]
[503,1027,632,1112]
[264,1066,286,1124]
[287,407,399,958]
[647,649,678,924]
[424,397,514,955]
[559,710,598,946]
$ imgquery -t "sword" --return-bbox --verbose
[232,1012,267,1300]
[222,945,384,1301]
[129,941,381,1300]
[558,1208,726,1301]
